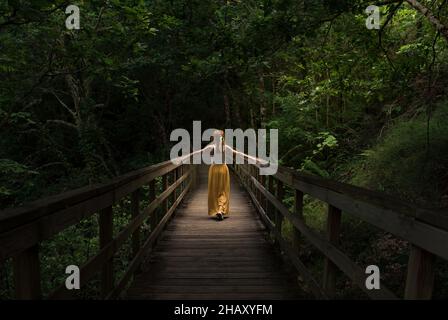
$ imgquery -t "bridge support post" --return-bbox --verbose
[293,190,304,252]
[275,180,284,240]
[131,190,141,258]
[323,205,341,298]
[99,206,114,297]
[162,174,168,221]
[13,245,41,299]
[260,175,266,212]
[404,245,435,299]
[267,176,275,222]
[149,180,156,231]
[179,166,184,194]
[172,169,178,205]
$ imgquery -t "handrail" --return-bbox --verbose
[0,160,174,233]
[0,160,197,299]
[233,162,448,300]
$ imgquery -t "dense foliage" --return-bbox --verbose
[1,0,447,299]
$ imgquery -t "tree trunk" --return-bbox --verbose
[223,93,231,128]
[259,74,267,128]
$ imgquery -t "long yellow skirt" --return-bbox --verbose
[208,164,230,217]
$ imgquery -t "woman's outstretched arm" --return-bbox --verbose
[172,143,214,164]
[224,144,269,166]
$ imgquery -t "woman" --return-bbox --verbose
[207,130,230,221]
[174,129,267,221]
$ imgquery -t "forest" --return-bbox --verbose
[1,0,448,299]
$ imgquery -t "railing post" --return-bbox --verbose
[174,167,179,200]
[99,206,114,297]
[131,190,140,258]
[260,174,266,212]
[13,245,41,299]
[149,179,156,230]
[404,245,435,299]
[255,168,261,205]
[323,205,341,298]
[293,190,304,252]
[275,180,284,239]
[267,176,275,221]
[163,174,169,216]
[179,165,184,194]
[189,165,194,189]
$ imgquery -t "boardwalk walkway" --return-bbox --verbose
[126,165,303,299]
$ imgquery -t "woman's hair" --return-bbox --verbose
[212,129,225,153]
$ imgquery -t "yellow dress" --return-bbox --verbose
[208,164,230,217]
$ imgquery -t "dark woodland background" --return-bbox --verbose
[1,0,448,299]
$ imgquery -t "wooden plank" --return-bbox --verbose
[132,285,292,293]
[404,245,435,299]
[132,272,286,279]
[151,255,276,262]
[322,205,342,297]
[13,245,41,299]
[126,166,303,300]
[139,278,290,286]
[156,243,271,249]
[99,206,114,297]
[129,292,297,300]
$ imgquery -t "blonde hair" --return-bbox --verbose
[212,130,225,154]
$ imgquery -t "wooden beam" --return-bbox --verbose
[293,190,304,252]
[13,245,41,299]
[260,175,266,212]
[163,174,169,220]
[149,179,156,231]
[275,180,284,238]
[323,205,342,298]
[131,190,140,258]
[267,175,275,221]
[99,206,114,297]
[404,245,435,299]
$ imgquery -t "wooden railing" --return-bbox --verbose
[0,160,197,299]
[233,163,448,300]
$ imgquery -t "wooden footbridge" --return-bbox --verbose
[1,159,448,300]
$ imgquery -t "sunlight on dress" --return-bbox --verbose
[207,163,230,217]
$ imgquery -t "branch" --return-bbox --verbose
[405,0,448,41]
[48,90,77,119]
[378,1,404,72]
[375,0,448,41]
[46,119,77,129]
